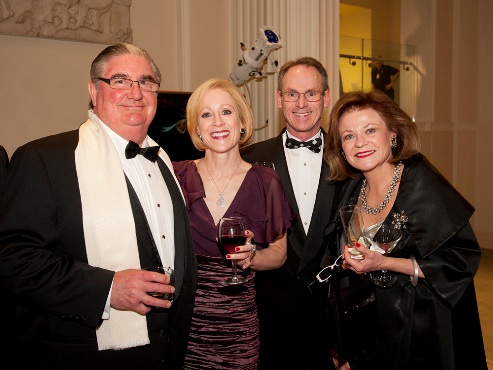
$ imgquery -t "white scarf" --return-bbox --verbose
[75,116,149,350]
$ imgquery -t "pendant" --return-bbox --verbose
[216,195,226,208]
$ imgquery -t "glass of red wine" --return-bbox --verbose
[218,216,248,285]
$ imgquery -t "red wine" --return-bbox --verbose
[221,235,246,253]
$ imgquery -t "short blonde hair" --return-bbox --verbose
[186,78,253,151]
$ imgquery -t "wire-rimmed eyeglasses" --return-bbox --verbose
[281,90,325,102]
[308,254,343,294]
[97,77,160,92]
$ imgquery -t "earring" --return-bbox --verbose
[198,133,202,141]
[240,128,246,134]
[341,151,346,160]
[391,135,397,149]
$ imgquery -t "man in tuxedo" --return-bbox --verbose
[242,57,343,369]
[0,43,197,370]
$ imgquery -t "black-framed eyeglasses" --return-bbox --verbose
[281,90,325,102]
[308,255,343,294]
[97,77,160,92]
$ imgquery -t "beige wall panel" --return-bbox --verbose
[427,130,454,181]
[434,1,453,123]
[456,130,476,205]
[455,1,478,122]
[188,0,229,89]
[475,121,493,248]
[0,0,180,156]
[418,129,433,158]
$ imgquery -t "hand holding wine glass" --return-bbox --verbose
[340,205,367,259]
[219,217,248,285]
[371,223,402,288]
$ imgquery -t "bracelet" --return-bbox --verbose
[410,255,419,287]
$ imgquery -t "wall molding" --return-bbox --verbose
[0,0,132,44]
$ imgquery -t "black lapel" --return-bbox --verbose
[125,176,162,268]
[156,158,194,300]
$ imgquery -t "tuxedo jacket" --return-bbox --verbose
[0,129,197,370]
[241,129,351,369]
[325,154,486,369]
[241,129,348,279]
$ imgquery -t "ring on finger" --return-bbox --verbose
[249,244,256,255]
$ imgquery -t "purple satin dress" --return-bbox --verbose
[173,160,294,370]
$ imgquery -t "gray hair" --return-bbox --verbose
[88,42,161,109]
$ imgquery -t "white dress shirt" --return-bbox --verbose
[100,122,175,270]
[284,130,323,235]
[94,116,175,319]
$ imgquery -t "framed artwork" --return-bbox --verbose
[148,91,203,162]
[0,0,132,44]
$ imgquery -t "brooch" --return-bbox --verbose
[391,210,408,229]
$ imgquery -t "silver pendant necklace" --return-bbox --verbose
[359,161,403,215]
[203,159,242,208]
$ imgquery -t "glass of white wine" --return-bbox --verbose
[371,223,402,288]
[339,204,367,259]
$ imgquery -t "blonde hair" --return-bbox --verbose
[186,78,253,151]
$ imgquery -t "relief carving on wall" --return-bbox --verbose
[0,0,132,44]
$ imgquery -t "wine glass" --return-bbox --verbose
[371,223,402,288]
[254,161,276,170]
[339,205,367,259]
[218,217,248,285]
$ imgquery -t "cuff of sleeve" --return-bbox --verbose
[102,279,114,320]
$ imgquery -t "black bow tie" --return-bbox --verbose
[285,136,322,153]
[125,141,160,162]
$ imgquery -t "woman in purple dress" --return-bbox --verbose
[173,78,295,369]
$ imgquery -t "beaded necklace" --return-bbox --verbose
[359,161,403,215]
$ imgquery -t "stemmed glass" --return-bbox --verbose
[254,161,276,170]
[218,217,248,285]
[340,205,367,259]
[371,223,402,288]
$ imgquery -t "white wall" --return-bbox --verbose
[0,0,230,156]
[1,0,492,248]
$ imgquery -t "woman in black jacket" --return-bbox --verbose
[324,90,486,370]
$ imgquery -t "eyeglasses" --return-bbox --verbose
[308,255,343,294]
[97,77,160,92]
[281,90,324,102]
